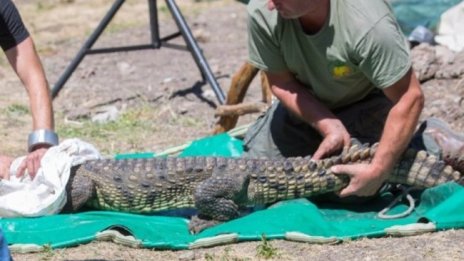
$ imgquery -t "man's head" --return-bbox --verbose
[267,0,321,19]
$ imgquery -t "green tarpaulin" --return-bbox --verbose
[1,134,463,252]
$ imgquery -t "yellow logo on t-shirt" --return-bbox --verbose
[332,65,353,79]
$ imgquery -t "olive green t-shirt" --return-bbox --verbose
[247,0,411,109]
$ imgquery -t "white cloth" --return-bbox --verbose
[0,139,101,218]
[435,2,464,52]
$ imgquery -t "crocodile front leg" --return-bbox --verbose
[189,170,250,234]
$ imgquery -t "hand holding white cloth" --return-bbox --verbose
[0,139,101,217]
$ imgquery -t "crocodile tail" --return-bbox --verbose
[443,155,464,177]
[446,156,464,186]
[389,148,462,188]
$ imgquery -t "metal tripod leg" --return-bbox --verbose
[165,0,225,104]
[51,0,126,98]
[51,0,226,104]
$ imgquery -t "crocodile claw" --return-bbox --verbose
[189,215,222,234]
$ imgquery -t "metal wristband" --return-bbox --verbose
[27,129,59,152]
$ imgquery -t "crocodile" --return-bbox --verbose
[64,143,463,233]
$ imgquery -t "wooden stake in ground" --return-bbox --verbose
[214,102,268,117]
[260,71,273,105]
[213,62,259,134]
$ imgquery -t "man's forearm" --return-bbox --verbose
[269,77,341,136]
[28,82,54,130]
[25,58,54,130]
[6,37,54,130]
[371,73,424,178]
[266,70,352,159]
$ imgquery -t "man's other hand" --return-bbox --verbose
[312,120,351,160]
[16,148,48,179]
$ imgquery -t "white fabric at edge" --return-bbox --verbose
[435,2,464,52]
[0,139,101,217]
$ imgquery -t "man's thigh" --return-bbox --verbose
[242,102,321,159]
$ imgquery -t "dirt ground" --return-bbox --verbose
[2,0,464,260]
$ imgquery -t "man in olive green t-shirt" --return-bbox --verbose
[242,0,427,198]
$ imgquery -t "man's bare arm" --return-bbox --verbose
[5,37,53,131]
[332,68,424,197]
[372,68,425,178]
[5,36,55,179]
[266,70,351,159]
